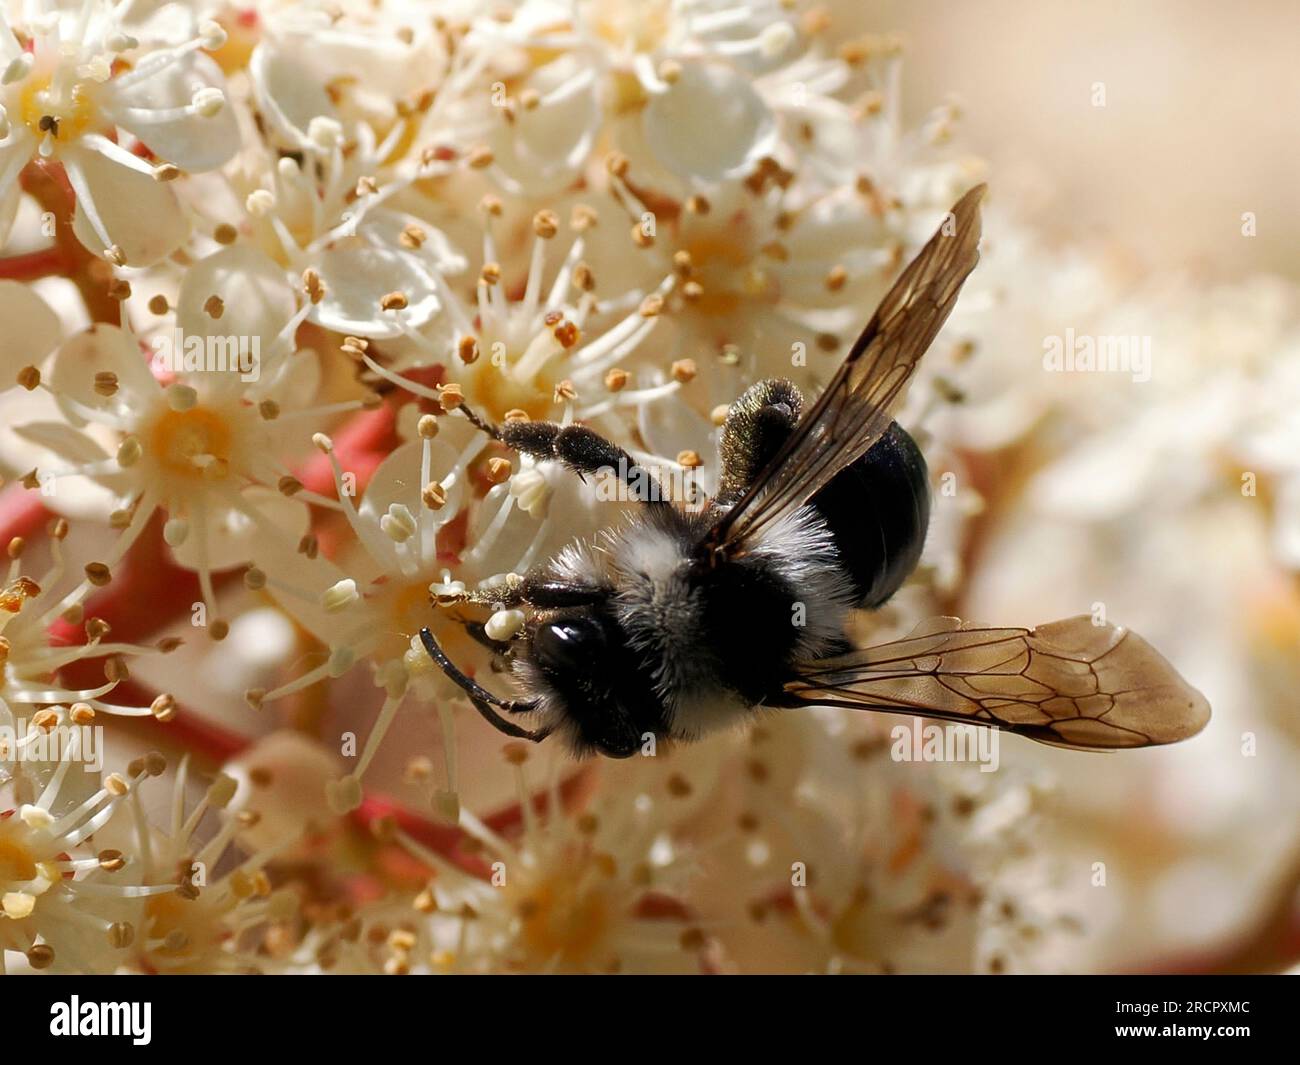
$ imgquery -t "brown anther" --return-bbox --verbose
[105,773,129,797]
[479,193,503,217]
[421,481,447,510]
[244,688,266,711]
[93,371,118,397]
[105,245,126,266]
[244,566,267,590]
[259,399,281,421]
[303,269,325,304]
[20,469,41,490]
[532,209,559,238]
[570,204,598,231]
[679,927,706,950]
[151,693,178,722]
[210,619,229,641]
[26,944,55,969]
[666,774,692,798]
[154,163,182,182]
[32,709,59,732]
[148,294,169,314]
[380,290,408,311]
[467,144,494,168]
[670,358,697,384]
[552,318,579,348]
[604,368,629,392]
[479,262,501,286]
[573,261,596,292]
[399,223,426,249]
[553,379,577,403]
[84,561,112,586]
[355,175,378,196]
[16,366,39,390]
[6,536,22,559]
[213,222,238,244]
[108,922,135,949]
[438,383,463,412]
[98,849,126,872]
[605,151,629,177]
[519,87,541,110]
[458,334,479,364]
[685,194,711,215]
[503,408,529,423]
[341,335,368,359]
[107,279,131,301]
[104,654,129,683]
[277,475,303,496]
[502,742,529,766]
[639,294,664,317]
[70,703,95,726]
[203,294,225,319]
[143,752,167,776]
[630,221,654,249]
[485,457,512,484]
[298,533,319,559]
[156,636,183,653]
[677,450,703,469]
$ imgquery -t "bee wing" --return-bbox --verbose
[705,183,986,560]
[777,615,1211,750]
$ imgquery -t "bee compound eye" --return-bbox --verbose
[533,617,607,670]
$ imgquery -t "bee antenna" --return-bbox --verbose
[419,628,550,743]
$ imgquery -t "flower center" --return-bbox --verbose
[463,349,559,423]
[143,890,225,967]
[18,72,102,144]
[512,872,611,968]
[0,825,38,883]
[148,407,235,479]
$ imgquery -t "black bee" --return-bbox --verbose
[422,184,1210,757]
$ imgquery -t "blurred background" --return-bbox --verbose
[845,0,1300,973]
[859,0,1300,279]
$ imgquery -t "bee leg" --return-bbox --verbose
[499,420,669,504]
[716,378,804,505]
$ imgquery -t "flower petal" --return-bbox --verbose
[311,237,440,339]
[249,43,336,150]
[171,487,312,572]
[109,52,240,172]
[642,60,775,183]
[0,281,61,379]
[66,144,189,266]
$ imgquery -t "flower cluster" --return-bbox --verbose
[0,0,1288,976]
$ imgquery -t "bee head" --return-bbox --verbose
[516,610,660,758]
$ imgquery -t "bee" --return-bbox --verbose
[422,184,1210,757]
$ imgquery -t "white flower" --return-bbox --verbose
[0,0,239,263]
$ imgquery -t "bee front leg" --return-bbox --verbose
[499,420,669,505]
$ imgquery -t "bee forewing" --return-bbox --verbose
[781,615,1210,750]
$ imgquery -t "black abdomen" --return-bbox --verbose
[809,422,930,608]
